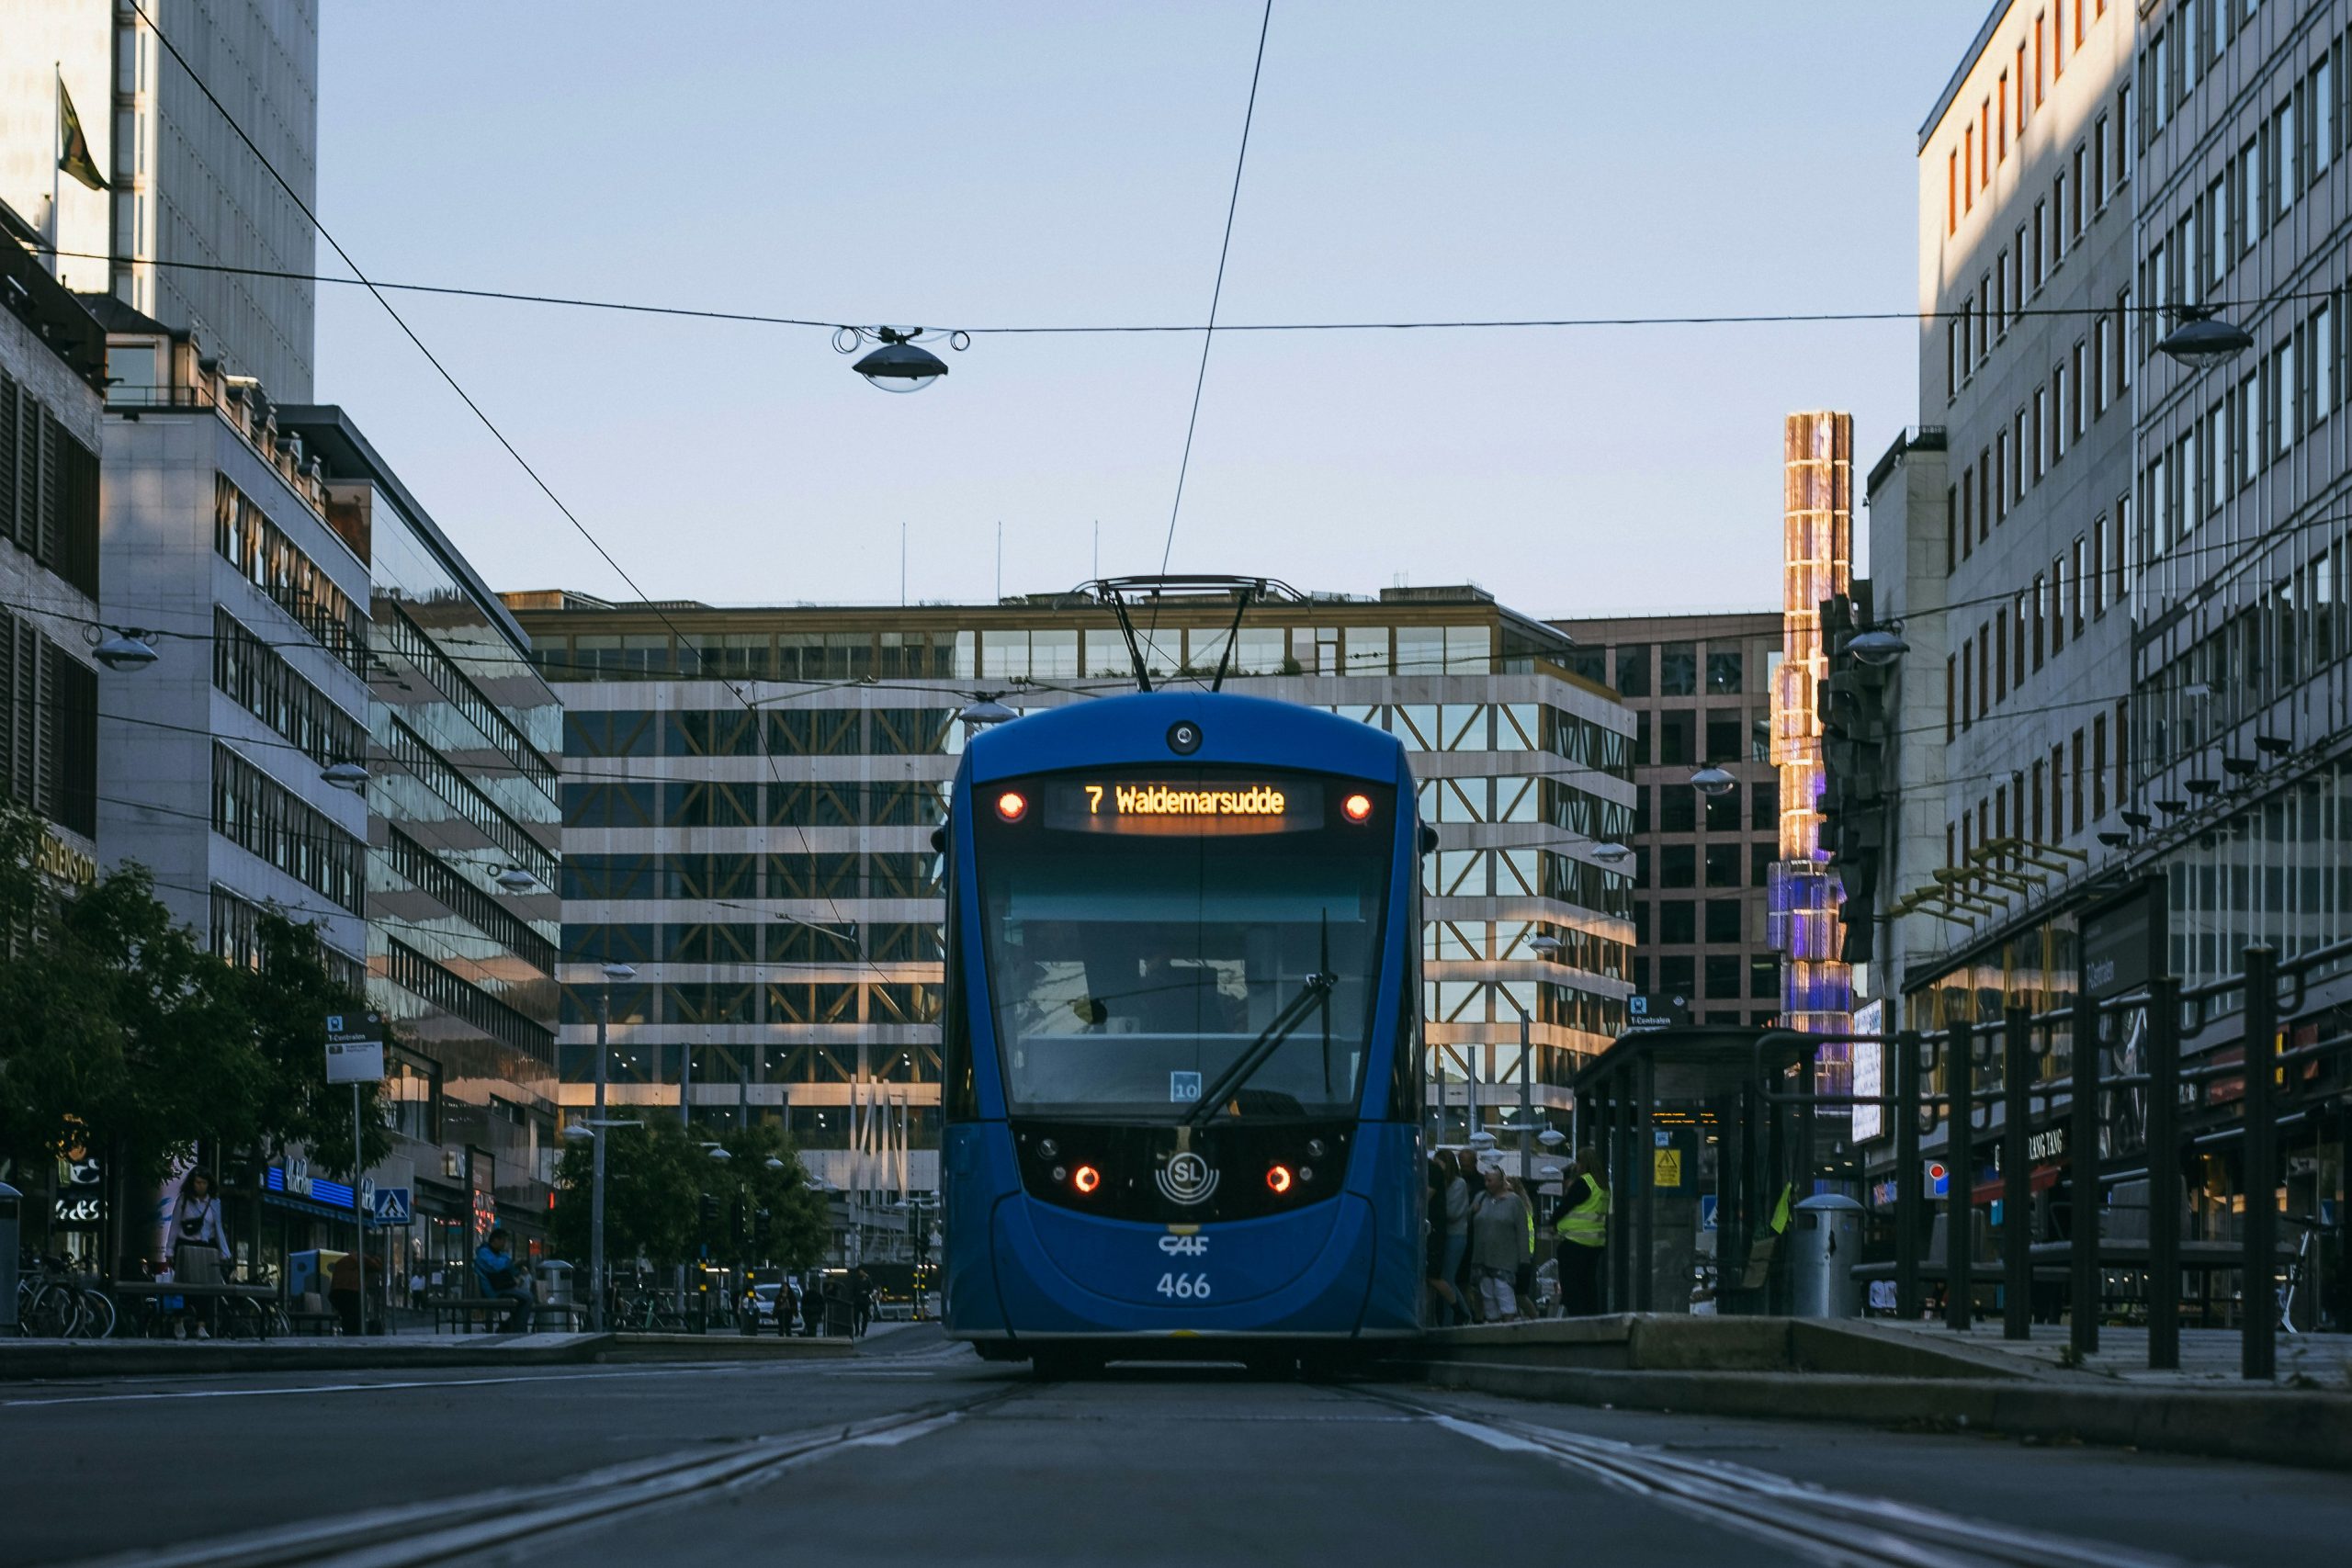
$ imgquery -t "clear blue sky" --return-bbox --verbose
[314,3,1975,617]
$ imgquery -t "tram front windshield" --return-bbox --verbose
[977,773,1391,1121]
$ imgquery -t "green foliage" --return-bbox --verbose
[0,797,384,1187]
[552,1117,829,1270]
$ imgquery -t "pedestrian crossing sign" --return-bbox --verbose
[369,1186,413,1226]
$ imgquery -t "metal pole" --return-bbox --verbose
[2146,977,2181,1370]
[680,1037,693,1128]
[353,1083,366,1338]
[2003,1006,2032,1341]
[1948,1017,1974,1332]
[2241,945,2277,1382]
[1894,1030,1923,1321]
[1517,1005,1533,1187]
[591,988,610,1335]
[2068,990,2101,1360]
[1634,1049,1655,1314]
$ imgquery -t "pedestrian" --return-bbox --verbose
[1507,1175,1538,1312]
[1423,1156,1465,1326]
[473,1228,536,1333]
[852,1267,876,1337]
[778,1276,801,1338]
[164,1168,227,1339]
[1469,1163,1532,1322]
[1439,1149,1476,1322]
[1554,1145,1610,1317]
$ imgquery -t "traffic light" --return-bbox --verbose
[752,1207,772,1254]
[697,1191,719,1229]
[1817,591,1894,965]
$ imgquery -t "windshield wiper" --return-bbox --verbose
[1182,972,1336,1127]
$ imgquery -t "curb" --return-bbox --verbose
[1394,1358,2352,1472]
[0,1331,857,1380]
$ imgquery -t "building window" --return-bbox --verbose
[1658,642,1698,695]
[1704,844,1741,887]
[1658,710,1696,766]
[1660,845,1696,888]
[1613,644,1649,696]
[1704,898,1742,944]
[1750,843,1774,888]
[1705,649,1743,694]
[1659,899,1694,943]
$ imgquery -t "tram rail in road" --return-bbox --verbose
[1351,1387,2215,1568]
[52,1390,1014,1568]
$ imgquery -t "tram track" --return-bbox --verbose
[1350,1385,2216,1568]
[52,1385,1017,1568]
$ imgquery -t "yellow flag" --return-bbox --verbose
[58,77,107,192]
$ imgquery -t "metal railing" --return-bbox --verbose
[1747,935,2352,1380]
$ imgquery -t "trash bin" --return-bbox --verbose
[0,1181,20,1335]
[538,1260,574,1308]
[1789,1193,1864,1317]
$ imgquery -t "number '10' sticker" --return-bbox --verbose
[1170,1071,1203,1102]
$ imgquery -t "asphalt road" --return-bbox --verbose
[6,1327,2347,1568]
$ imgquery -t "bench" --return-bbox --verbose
[112,1281,285,1338]
[431,1297,586,1334]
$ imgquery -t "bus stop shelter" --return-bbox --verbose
[1571,1024,1828,1314]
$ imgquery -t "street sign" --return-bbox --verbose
[324,1011,385,1083]
[1924,1160,1950,1199]
[1653,1146,1684,1188]
[369,1186,413,1226]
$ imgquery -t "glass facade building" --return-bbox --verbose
[509,584,1636,1202]
[288,408,564,1276]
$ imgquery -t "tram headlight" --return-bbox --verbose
[996,790,1028,822]
[1342,793,1374,823]
[1072,1165,1102,1194]
[1265,1165,1294,1194]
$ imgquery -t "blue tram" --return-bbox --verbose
[936,690,1428,1371]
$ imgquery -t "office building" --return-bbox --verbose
[284,405,564,1280]
[1548,608,1784,1027]
[507,582,1637,1226]
[0,229,104,868]
[0,0,319,399]
[1874,0,2142,1023]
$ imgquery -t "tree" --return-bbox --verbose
[0,799,388,1199]
[550,1118,828,1272]
[227,910,390,1179]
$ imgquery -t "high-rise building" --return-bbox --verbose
[0,0,318,399]
[506,582,1636,1240]
[1547,610,1784,1027]
[1770,412,1855,1075]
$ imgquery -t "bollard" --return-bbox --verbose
[2242,946,2277,1382]
[0,1181,20,1336]
[1948,1018,1974,1332]
[1894,1032,1923,1322]
[2146,977,2182,1371]
[2002,1008,2032,1341]
[2068,991,2101,1362]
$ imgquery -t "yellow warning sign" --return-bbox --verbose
[1653,1147,1684,1188]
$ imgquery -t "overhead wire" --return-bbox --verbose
[126,0,893,990]
[33,243,2347,336]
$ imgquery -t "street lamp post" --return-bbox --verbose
[590,962,635,1332]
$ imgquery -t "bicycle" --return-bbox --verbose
[15,1255,115,1338]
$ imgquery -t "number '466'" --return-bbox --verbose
[1155,1271,1211,1301]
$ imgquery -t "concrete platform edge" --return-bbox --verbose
[1390,1358,2352,1472]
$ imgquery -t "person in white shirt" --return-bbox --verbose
[164,1169,228,1338]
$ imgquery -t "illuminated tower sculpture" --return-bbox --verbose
[1768,412,1854,1096]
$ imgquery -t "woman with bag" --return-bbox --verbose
[164,1168,228,1339]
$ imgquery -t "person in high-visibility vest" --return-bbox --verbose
[1554,1145,1610,1317]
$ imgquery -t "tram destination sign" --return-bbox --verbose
[1042,777,1329,835]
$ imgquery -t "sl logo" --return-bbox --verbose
[1158,1233,1210,1257]
[1155,1151,1219,1206]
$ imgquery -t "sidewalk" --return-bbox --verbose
[1866,1319,2352,1390]
[0,1329,856,1381]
